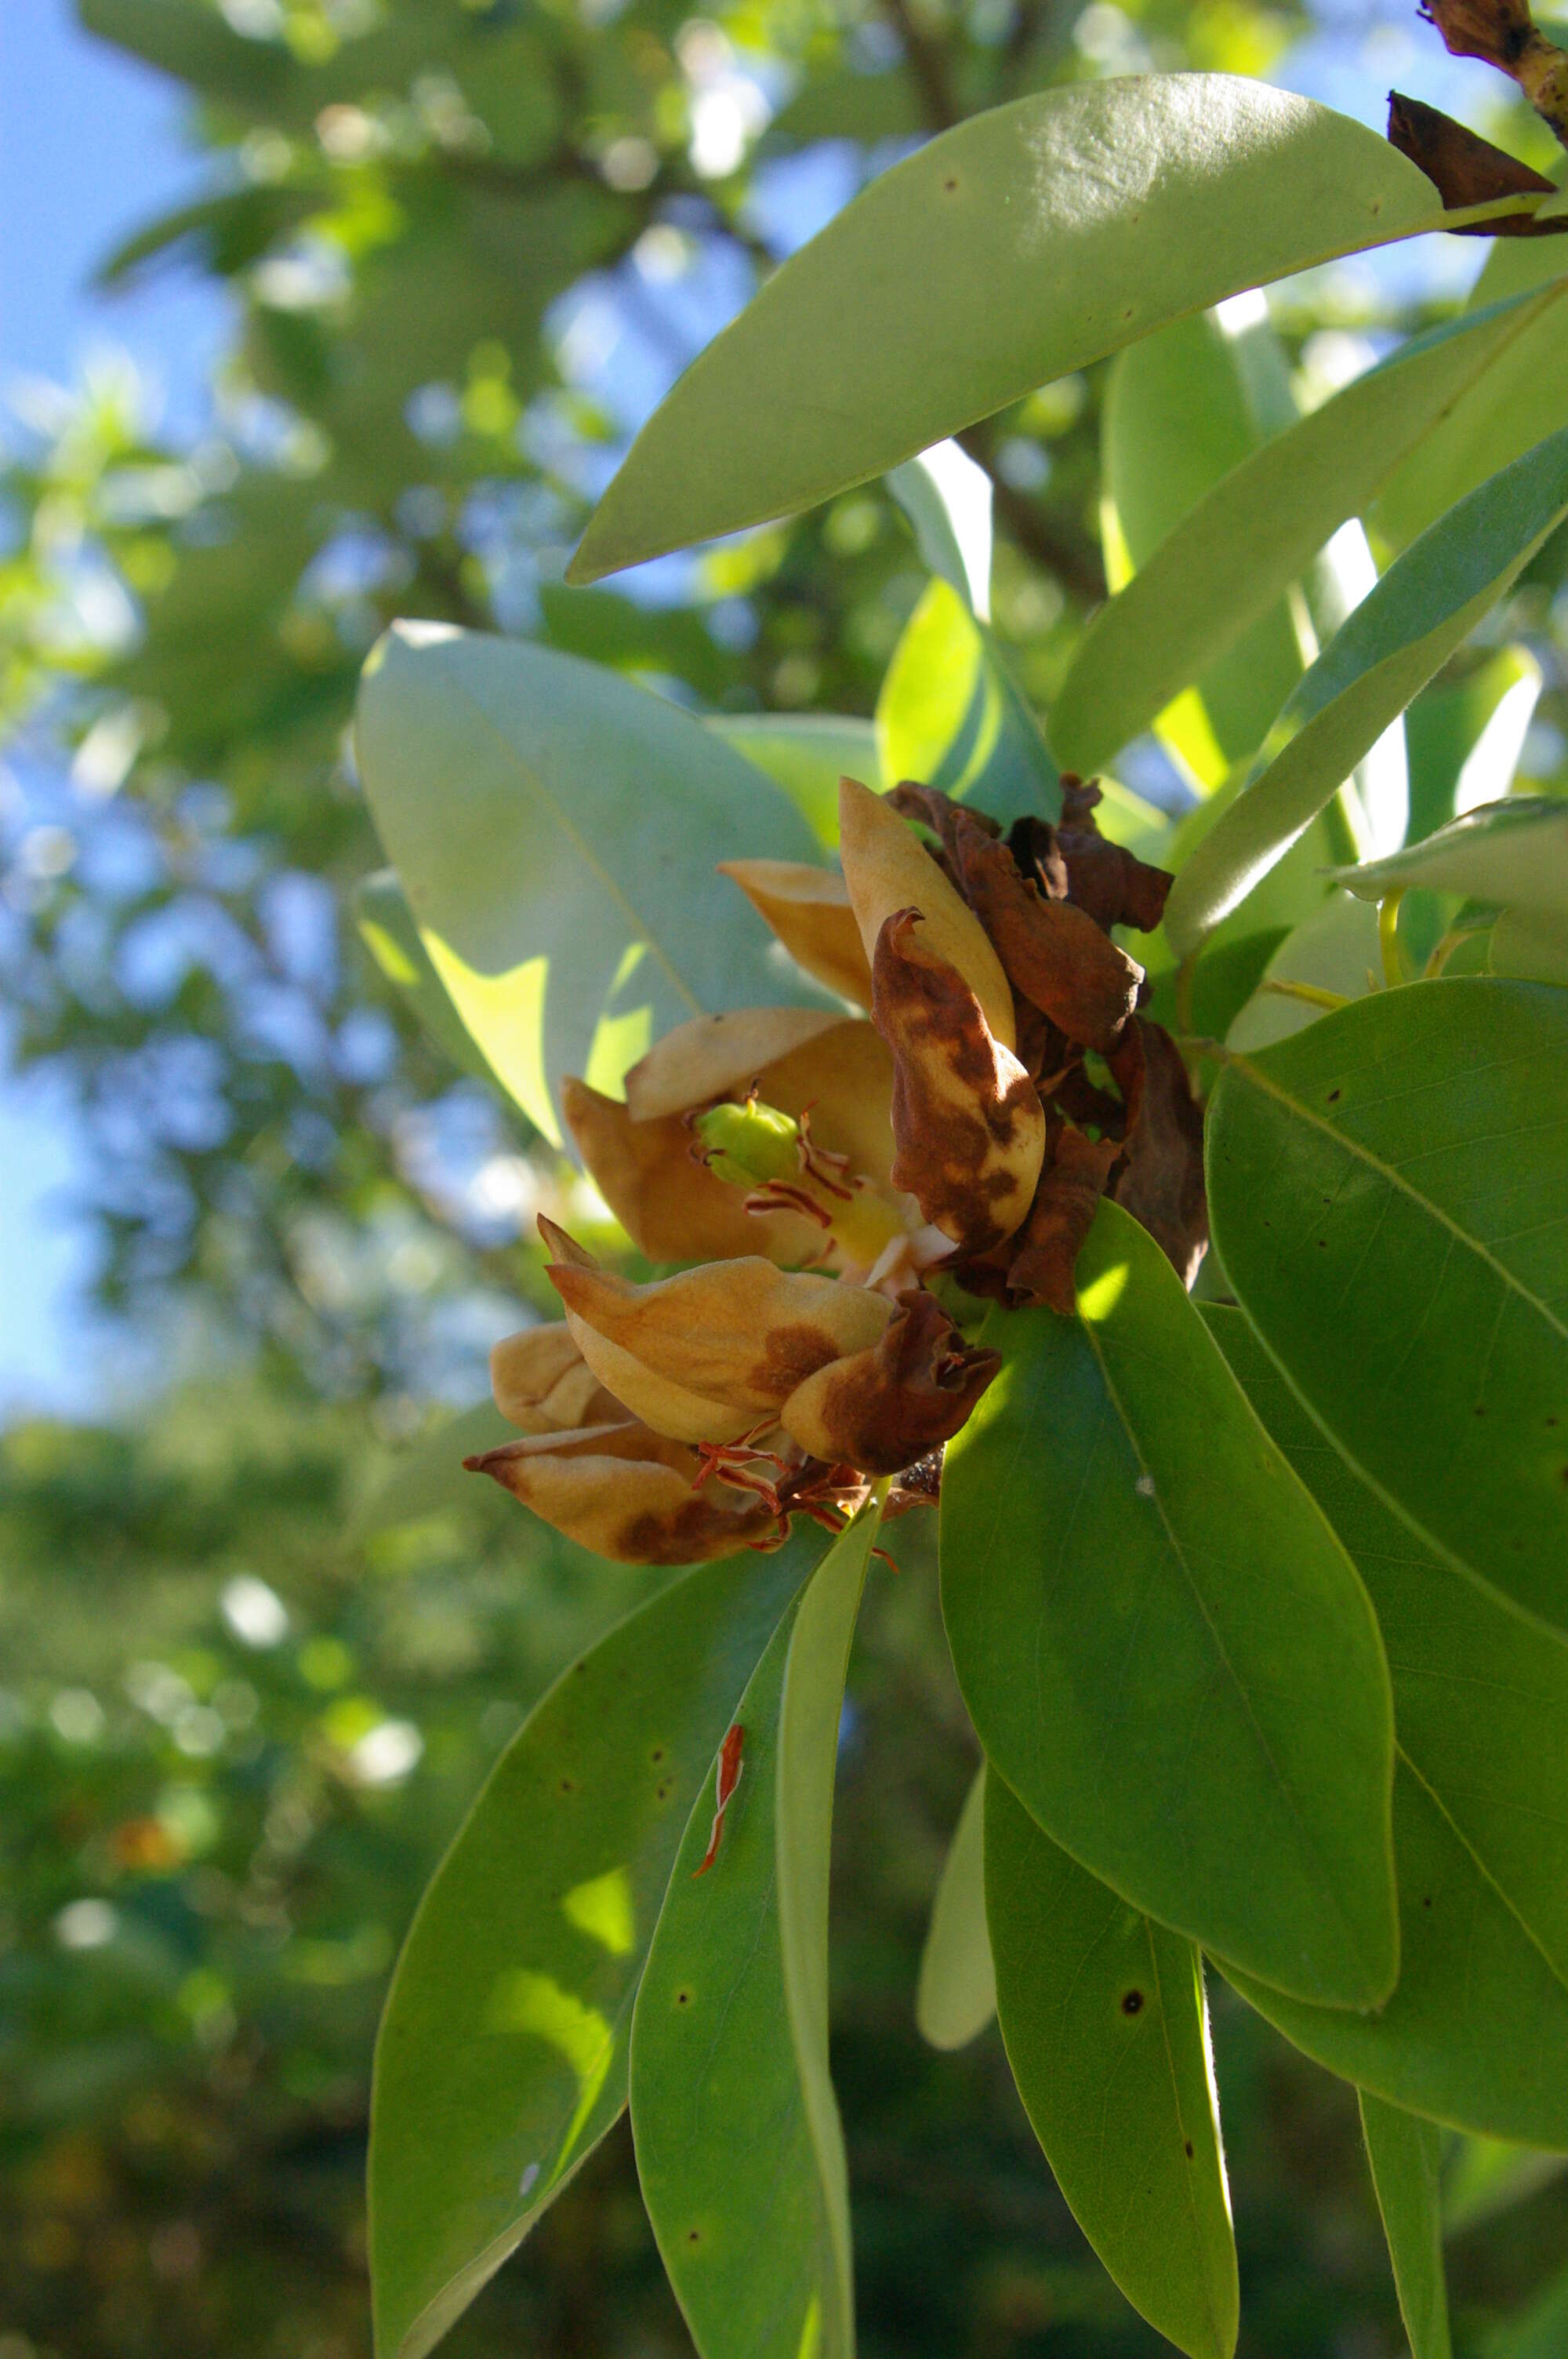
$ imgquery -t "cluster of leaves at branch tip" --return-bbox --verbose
[466,770,1198,1561]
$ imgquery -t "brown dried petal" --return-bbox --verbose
[715,860,874,1006]
[838,776,1017,1049]
[872,909,1046,1254]
[465,1421,782,1563]
[1004,1126,1123,1315]
[490,1321,622,1432]
[1108,1019,1209,1290]
[1388,91,1563,234]
[545,1249,895,1422]
[886,781,999,874]
[1419,0,1534,68]
[781,1291,1000,1475]
[953,827,1142,1055]
[563,1077,820,1267]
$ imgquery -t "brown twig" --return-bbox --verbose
[1421,0,1568,152]
[880,0,960,129]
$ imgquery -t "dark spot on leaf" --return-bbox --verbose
[1474,1403,1486,1416]
[943,175,958,192]
[1422,1895,1432,1908]
[1327,1088,1341,1104]
[676,1987,692,2008]
[1548,1415,1560,1427]
[1185,2141,1195,2159]
[558,1776,576,1794]
[686,2228,702,2245]
[573,1659,587,1675]
[651,1745,666,1763]
[655,1780,672,1801]
[1317,1238,1327,1249]
[1120,1989,1144,2016]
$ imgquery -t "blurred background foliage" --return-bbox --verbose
[6,0,1568,2351]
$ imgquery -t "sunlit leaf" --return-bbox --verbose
[876,578,1059,828]
[570,78,1457,581]
[915,1765,995,2052]
[704,713,882,849]
[1164,430,1568,958]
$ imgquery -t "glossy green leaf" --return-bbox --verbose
[354,624,829,1143]
[886,439,994,617]
[1055,292,1562,777]
[704,712,881,849]
[1205,1307,1568,2146]
[940,1198,1396,2010]
[1207,980,1568,1633]
[1327,795,1568,914]
[1097,307,1303,790]
[631,1514,875,2359]
[1359,2093,1453,2359]
[1164,430,1568,958]
[985,1773,1238,2359]
[355,867,492,1084]
[569,79,1455,582]
[876,578,1058,829]
[915,1765,995,2052]
[369,1528,827,2359]
[1377,238,1568,551]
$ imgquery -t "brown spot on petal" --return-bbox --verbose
[1004,1125,1122,1314]
[466,1423,781,1563]
[1108,1019,1209,1289]
[781,1291,1000,1475]
[953,826,1142,1055]
[1010,776,1173,936]
[872,910,1045,1255]
[1388,90,1562,232]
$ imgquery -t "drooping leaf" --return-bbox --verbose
[915,1765,996,2052]
[1163,429,1568,958]
[940,1198,1396,2010]
[985,1772,1238,2359]
[569,79,1457,582]
[354,625,829,1143]
[1097,307,1303,790]
[876,578,1059,829]
[355,867,492,1084]
[1359,2093,1453,2359]
[1054,291,1563,776]
[1205,1306,1568,2146]
[630,1513,875,2359]
[704,713,882,849]
[1206,980,1568,1633]
[369,1527,828,2359]
[1327,795,1568,914]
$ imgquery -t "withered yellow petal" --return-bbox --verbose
[752,1017,898,1190]
[547,1252,895,1421]
[625,1007,845,1124]
[873,910,1045,1254]
[837,775,1014,1050]
[490,1321,621,1432]
[562,1078,820,1267]
[716,860,873,1007]
[466,1422,781,1563]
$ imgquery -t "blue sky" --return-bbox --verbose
[0,0,227,1416]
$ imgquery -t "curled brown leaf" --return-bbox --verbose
[1108,1019,1209,1289]
[781,1291,1000,1475]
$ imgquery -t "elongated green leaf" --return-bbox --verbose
[1328,795,1568,914]
[1207,980,1568,1633]
[369,1528,828,2359]
[569,79,1455,582]
[1377,238,1568,551]
[356,867,492,1083]
[1055,292,1562,776]
[1205,1307,1568,2146]
[354,624,828,1143]
[940,1199,1396,2009]
[631,1514,874,2359]
[1359,2094,1453,2359]
[886,439,994,617]
[703,712,881,849]
[877,578,1058,828]
[915,1765,996,2052]
[1098,307,1303,789]
[985,1773,1238,2359]
[1164,430,1568,959]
